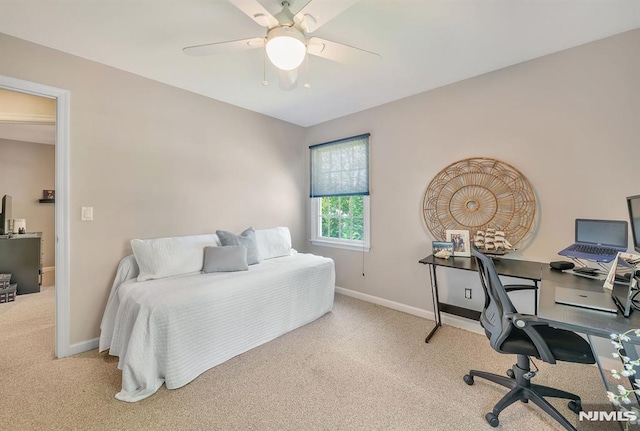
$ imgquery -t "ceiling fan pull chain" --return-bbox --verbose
[262,46,269,86]
[304,51,311,89]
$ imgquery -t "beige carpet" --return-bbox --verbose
[0,286,620,430]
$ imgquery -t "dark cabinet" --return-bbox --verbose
[0,233,42,294]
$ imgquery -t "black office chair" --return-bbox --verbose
[464,247,596,430]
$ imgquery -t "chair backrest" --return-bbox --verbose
[471,247,518,353]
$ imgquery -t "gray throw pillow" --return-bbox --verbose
[216,227,261,265]
[203,246,248,273]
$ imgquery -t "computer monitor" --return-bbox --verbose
[0,194,12,235]
[627,195,640,253]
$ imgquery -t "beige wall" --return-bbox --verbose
[305,29,640,312]
[0,138,55,267]
[0,33,307,344]
[1,27,639,347]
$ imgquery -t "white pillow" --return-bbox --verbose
[255,227,292,260]
[131,234,220,281]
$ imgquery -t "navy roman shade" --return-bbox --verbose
[309,133,370,198]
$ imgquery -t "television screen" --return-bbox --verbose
[627,195,640,253]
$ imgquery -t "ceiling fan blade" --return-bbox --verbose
[229,0,279,28]
[294,0,360,33]
[278,68,298,91]
[183,37,264,57]
[307,37,380,65]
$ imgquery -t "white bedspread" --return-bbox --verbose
[99,253,334,402]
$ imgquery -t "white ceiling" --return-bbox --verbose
[1,0,640,127]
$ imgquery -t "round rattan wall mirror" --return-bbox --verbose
[422,157,536,247]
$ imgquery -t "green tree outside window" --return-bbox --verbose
[320,196,364,240]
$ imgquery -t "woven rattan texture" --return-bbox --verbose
[423,158,536,246]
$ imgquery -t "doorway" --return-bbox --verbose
[0,75,70,358]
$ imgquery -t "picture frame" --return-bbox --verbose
[446,229,471,257]
[42,189,55,200]
[432,241,454,256]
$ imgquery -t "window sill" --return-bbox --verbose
[310,239,370,252]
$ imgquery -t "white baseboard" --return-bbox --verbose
[441,314,485,336]
[335,286,434,320]
[66,337,99,356]
[335,286,485,336]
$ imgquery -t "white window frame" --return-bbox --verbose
[310,195,370,252]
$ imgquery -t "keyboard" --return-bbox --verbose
[566,244,618,256]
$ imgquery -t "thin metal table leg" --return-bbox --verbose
[425,264,441,343]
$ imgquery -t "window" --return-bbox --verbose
[309,134,370,252]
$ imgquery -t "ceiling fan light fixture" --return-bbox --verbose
[265,27,306,71]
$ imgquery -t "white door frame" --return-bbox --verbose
[0,75,71,358]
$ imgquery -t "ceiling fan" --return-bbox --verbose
[183,0,380,90]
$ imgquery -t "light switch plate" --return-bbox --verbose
[81,207,93,221]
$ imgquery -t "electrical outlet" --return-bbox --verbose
[464,288,472,299]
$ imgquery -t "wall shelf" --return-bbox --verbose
[38,199,55,203]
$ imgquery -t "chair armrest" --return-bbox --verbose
[504,284,538,292]
[504,312,556,364]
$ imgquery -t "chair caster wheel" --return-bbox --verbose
[506,369,515,378]
[463,374,474,385]
[568,399,582,413]
[486,412,499,427]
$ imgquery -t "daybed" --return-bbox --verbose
[99,227,335,402]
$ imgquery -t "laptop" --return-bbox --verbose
[554,286,618,313]
[558,219,628,263]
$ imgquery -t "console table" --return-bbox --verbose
[419,254,543,342]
